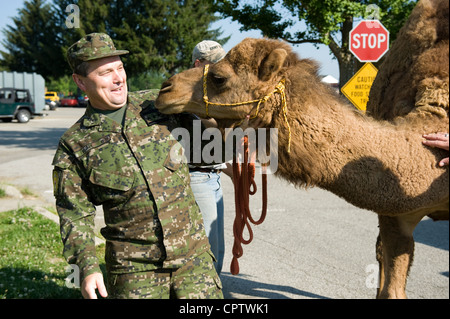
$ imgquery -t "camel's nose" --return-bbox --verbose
[159,79,173,93]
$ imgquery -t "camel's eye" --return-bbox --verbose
[210,73,227,87]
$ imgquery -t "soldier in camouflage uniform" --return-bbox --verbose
[52,33,223,299]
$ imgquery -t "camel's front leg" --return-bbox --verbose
[376,214,422,299]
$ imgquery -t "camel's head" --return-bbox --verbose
[156,38,298,129]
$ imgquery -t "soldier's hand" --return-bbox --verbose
[81,272,108,299]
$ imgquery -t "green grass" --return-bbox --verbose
[0,207,105,299]
[18,187,35,198]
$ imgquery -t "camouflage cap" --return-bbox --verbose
[67,33,129,71]
[192,40,226,65]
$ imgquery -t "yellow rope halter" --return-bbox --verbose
[202,64,291,153]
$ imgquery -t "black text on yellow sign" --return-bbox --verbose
[341,63,378,112]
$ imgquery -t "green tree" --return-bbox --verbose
[127,70,166,91]
[1,0,226,81]
[0,0,67,80]
[212,0,416,88]
[52,0,227,77]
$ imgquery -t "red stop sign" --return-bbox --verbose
[350,20,389,62]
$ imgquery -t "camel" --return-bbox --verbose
[155,0,449,299]
[367,0,449,122]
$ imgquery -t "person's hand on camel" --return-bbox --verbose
[423,132,449,167]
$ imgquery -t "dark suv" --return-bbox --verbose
[0,88,35,123]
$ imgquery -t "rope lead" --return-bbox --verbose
[230,136,268,275]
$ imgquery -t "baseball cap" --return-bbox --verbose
[67,33,129,71]
[191,40,226,65]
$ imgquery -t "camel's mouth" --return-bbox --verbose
[153,81,179,114]
[154,95,190,114]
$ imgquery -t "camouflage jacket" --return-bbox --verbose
[52,90,211,281]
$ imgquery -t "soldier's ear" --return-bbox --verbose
[72,73,87,91]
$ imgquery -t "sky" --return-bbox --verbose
[0,1,26,51]
[0,0,339,79]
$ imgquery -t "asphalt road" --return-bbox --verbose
[0,107,448,299]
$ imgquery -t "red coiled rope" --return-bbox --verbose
[230,136,268,275]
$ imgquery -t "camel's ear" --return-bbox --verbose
[259,48,288,81]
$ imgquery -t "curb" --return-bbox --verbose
[1,185,105,246]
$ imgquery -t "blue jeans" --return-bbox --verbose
[189,171,225,275]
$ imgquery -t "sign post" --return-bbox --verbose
[342,20,389,111]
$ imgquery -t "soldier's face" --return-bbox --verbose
[74,56,128,110]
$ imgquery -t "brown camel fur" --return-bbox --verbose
[367,0,449,122]
[155,0,449,299]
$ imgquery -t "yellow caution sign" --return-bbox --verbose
[341,62,378,111]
